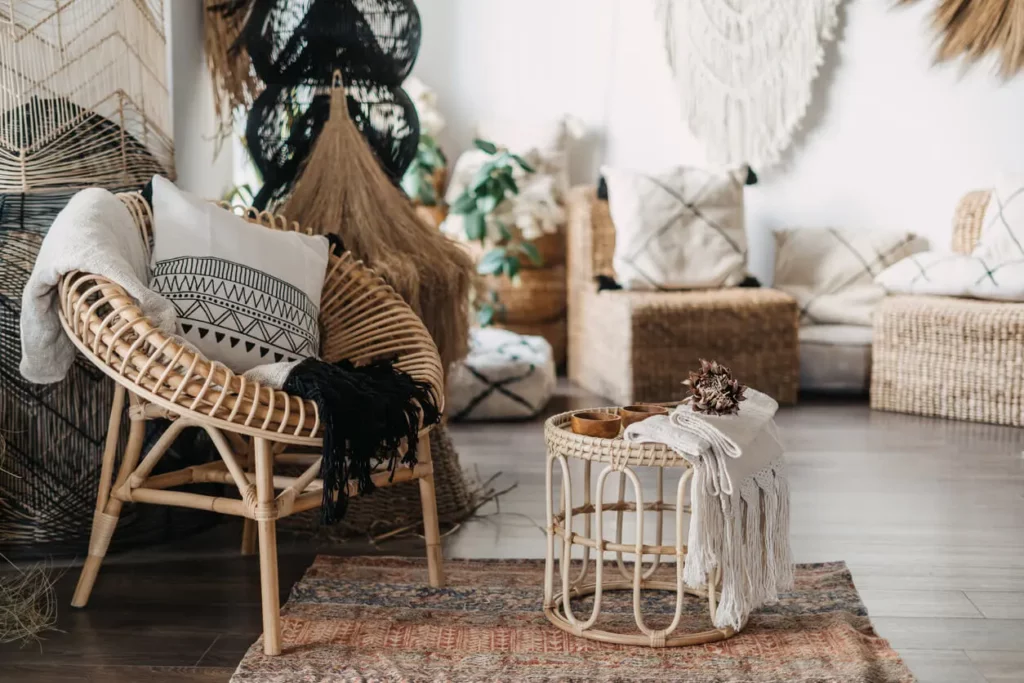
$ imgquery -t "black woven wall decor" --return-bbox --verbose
[221,0,422,208]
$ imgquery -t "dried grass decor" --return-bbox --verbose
[0,433,58,646]
[282,72,475,373]
[203,0,260,141]
[901,0,1024,77]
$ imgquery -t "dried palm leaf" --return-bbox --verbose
[901,0,1024,77]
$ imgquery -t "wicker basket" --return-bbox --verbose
[487,266,567,325]
[871,188,1024,426]
[566,187,799,405]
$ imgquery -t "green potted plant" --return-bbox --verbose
[447,139,543,325]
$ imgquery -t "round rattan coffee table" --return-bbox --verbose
[543,407,738,647]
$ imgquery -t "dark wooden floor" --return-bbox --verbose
[3,384,1024,682]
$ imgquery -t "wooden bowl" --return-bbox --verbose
[618,404,669,429]
[570,411,621,438]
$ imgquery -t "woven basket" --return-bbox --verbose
[871,188,1024,427]
[496,317,567,366]
[280,424,476,538]
[462,231,565,270]
[0,192,217,557]
[487,266,567,325]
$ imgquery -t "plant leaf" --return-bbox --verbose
[474,138,498,154]
[510,154,536,173]
[449,192,476,214]
[502,254,521,279]
[496,221,512,241]
[477,247,508,275]
[477,303,494,327]
[518,241,543,266]
[465,211,486,241]
[476,193,499,214]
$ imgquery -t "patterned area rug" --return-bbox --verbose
[231,557,915,682]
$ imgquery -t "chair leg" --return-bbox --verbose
[241,439,258,556]
[417,431,445,588]
[254,437,282,656]
[241,519,258,556]
[72,392,145,608]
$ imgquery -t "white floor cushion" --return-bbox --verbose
[447,327,556,421]
[799,325,873,394]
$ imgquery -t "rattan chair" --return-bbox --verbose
[61,193,446,655]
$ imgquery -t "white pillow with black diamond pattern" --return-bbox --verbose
[774,228,927,326]
[148,176,330,373]
[876,251,1024,301]
[973,174,1024,261]
[602,165,747,290]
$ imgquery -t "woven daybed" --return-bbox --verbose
[871,190,1024,426]
[565,187,799,405]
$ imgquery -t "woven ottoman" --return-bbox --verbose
[447,327,557,421]
[871,295,1024,426]
[871,188,1024,426]
[566,187,800,406]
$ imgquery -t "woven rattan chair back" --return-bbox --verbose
[59,194,446,656]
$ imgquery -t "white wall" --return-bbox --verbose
[413,0,1024,282]
[166,0,233,199]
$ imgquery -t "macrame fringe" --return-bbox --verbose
[683,459,794,631]
[282,357,441,524]
[654,0,841,170]
[282,72,476,374]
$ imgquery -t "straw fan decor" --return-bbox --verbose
[203,0,475,375]
[654,0,841,170]
[901,0,1024,77]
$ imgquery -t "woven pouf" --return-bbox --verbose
[571,288,800,406]
[447,327,556,421]
[280,424,477,539]
[871,295,1024,426]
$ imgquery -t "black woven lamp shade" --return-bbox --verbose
[234,0,422,207]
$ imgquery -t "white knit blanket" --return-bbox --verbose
[20,188,177,384]
[624,390,793,631]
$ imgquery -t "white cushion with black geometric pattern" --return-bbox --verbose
[447,327,556,421]
[876,250,1024,301]
[149,176,330,373]
[974,174,1024,262]
[774,228,927,326]
[602,165,748,290]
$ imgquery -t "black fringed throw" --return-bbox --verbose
[282,357,440,524]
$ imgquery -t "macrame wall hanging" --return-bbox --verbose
[654,0,841,170]
[900,0,1024,78]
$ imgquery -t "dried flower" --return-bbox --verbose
[683,359,748,416]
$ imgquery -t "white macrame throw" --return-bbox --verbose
[655,0,841,170]
[624,390,794,631]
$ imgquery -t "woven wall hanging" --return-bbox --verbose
[654,0,841,170]
[900,0,1024,77]
[0,0,174,192]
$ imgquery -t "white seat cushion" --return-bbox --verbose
[447,327,556,421]
[799,325,873,394]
